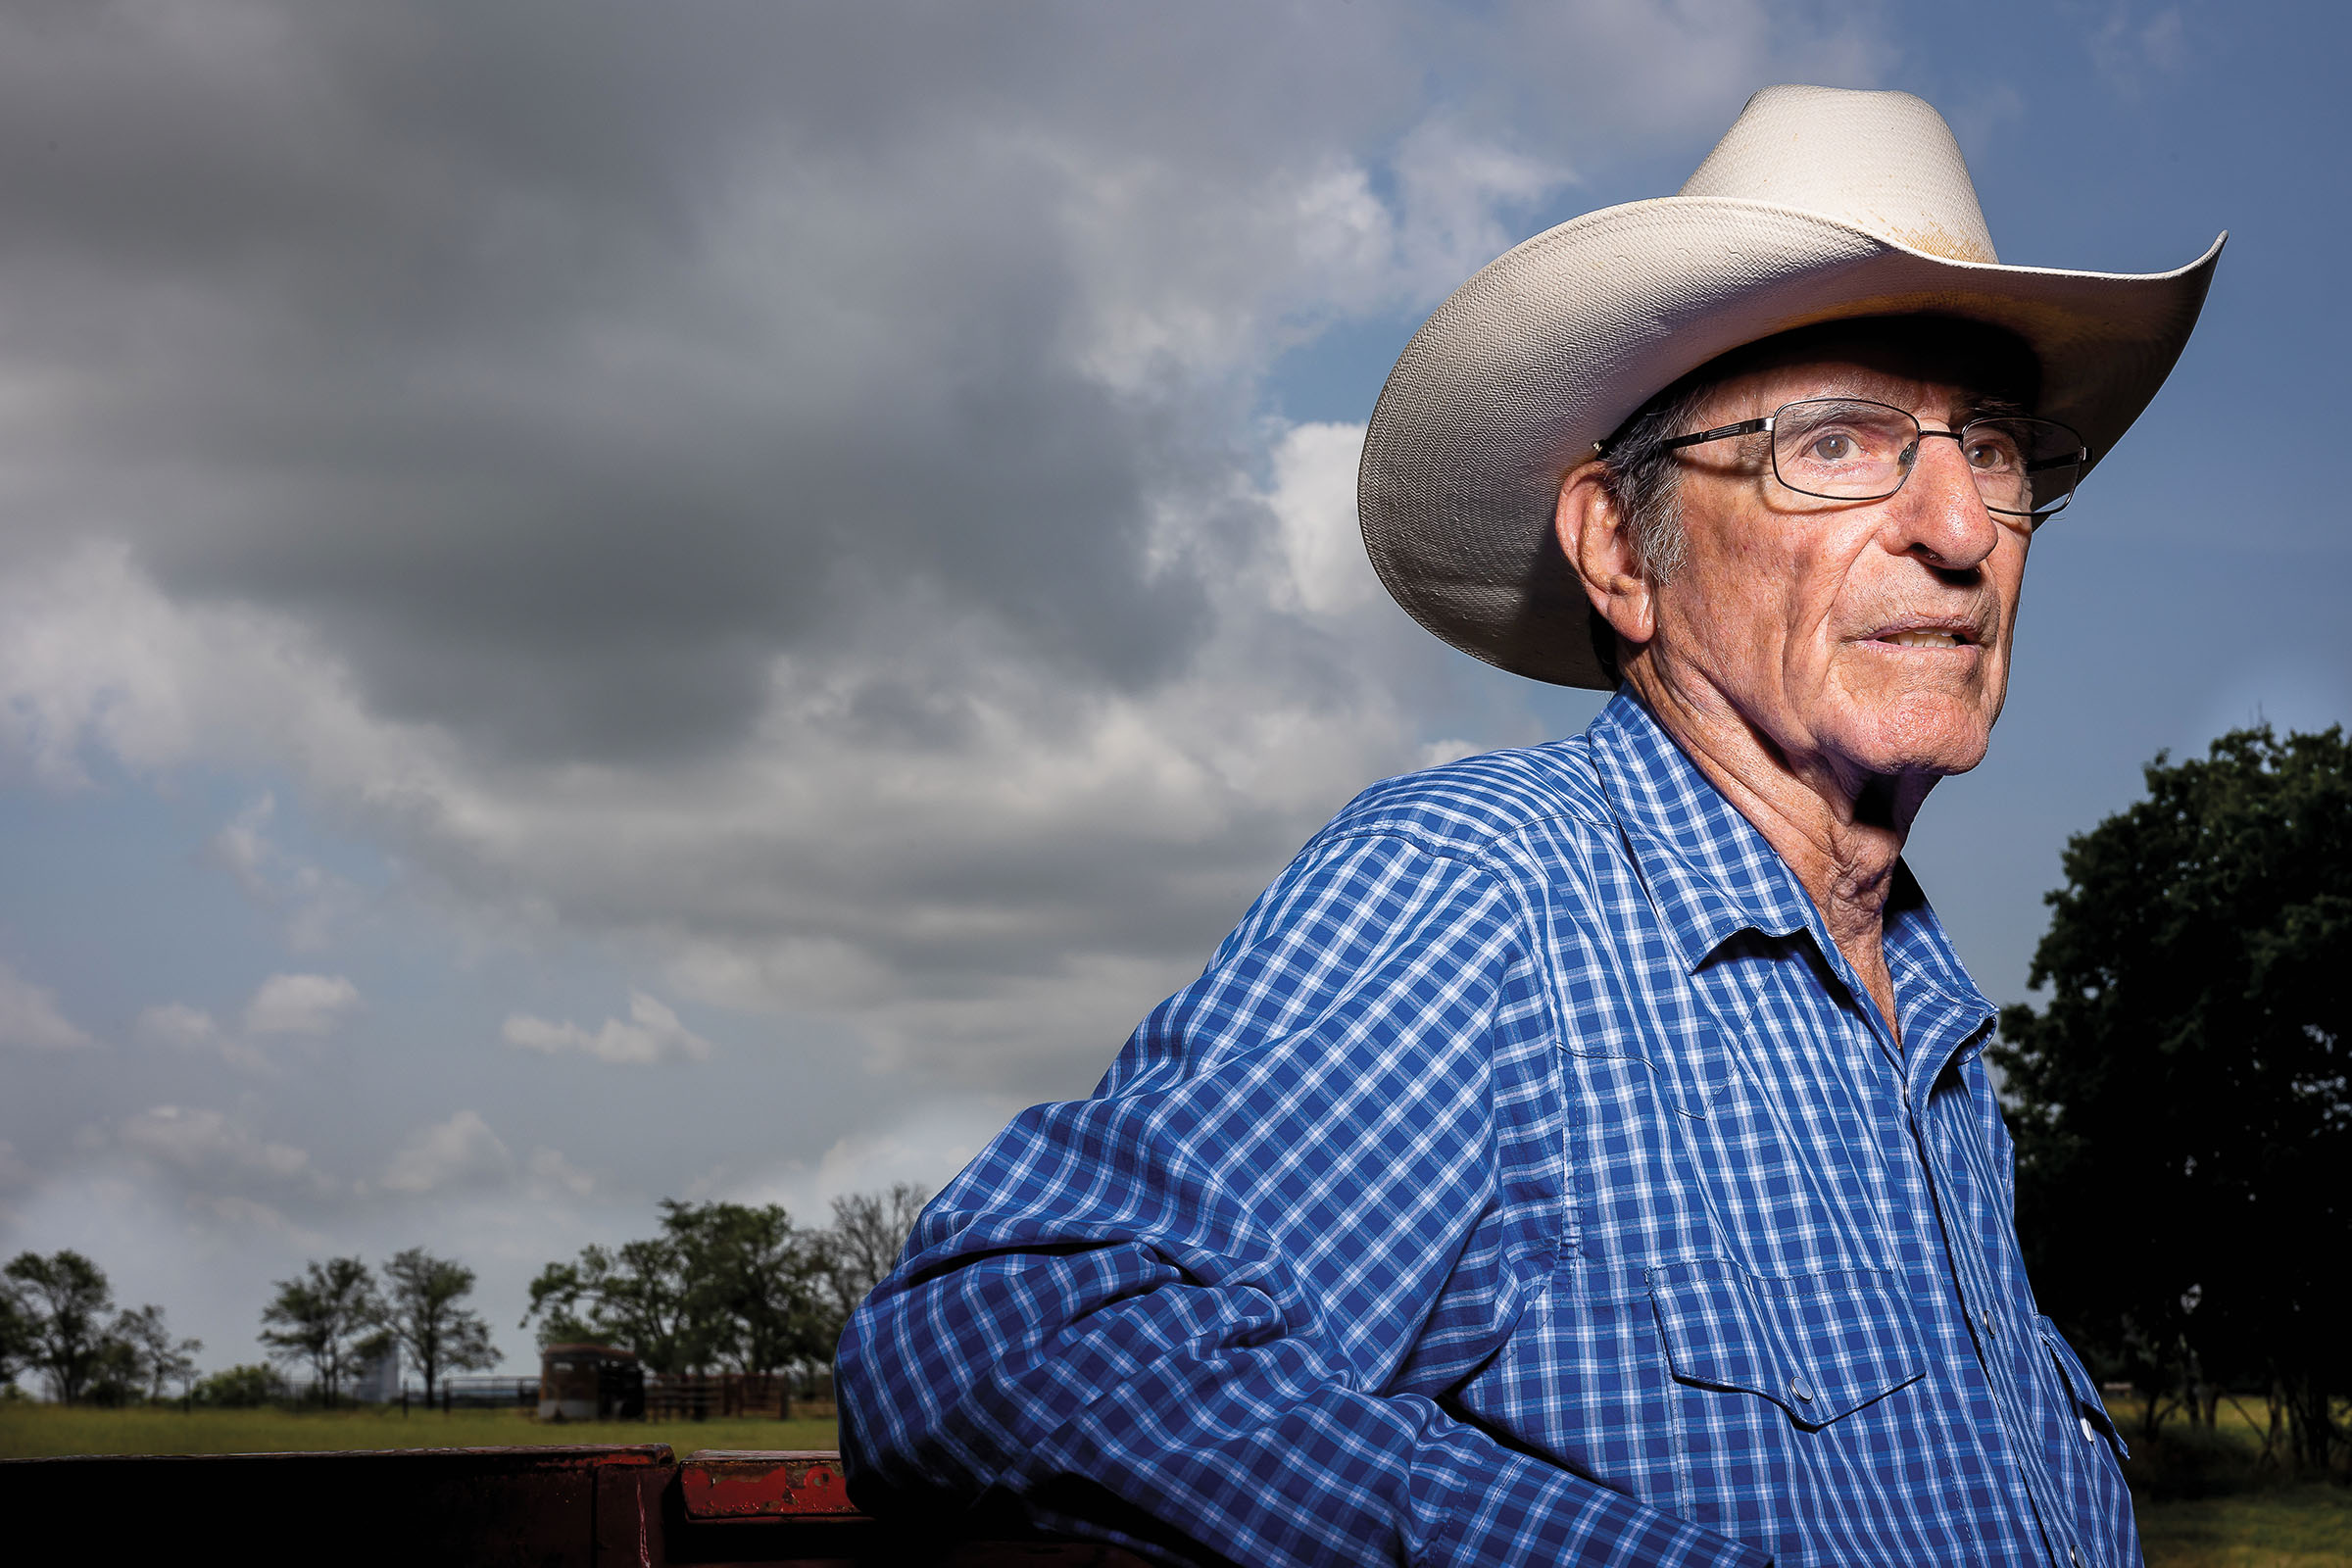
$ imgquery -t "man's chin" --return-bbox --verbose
[1851,733,1994,783]
[1830,702,1998,783]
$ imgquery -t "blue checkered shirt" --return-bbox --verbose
[838,691,2139,1567]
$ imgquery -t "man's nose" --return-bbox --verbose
[1894,431,2002,570]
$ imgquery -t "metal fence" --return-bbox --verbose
[399,1376,539,1411]
[639,1370,835,1422]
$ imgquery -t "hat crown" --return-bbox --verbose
[1678,84,1998,265]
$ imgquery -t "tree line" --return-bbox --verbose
[1,1245,499,1408]
[257,1248,500,1404]
[2,1183,931,1406]
[1995,725,2349,1474]
[522,1185,928,1376]
[0,1251,203,1405]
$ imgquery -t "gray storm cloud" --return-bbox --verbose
[0,1,1878,1092]
[0,0,1906,1374]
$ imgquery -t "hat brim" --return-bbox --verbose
[1356,195,2225,689]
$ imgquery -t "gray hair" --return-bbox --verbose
[1594,376,1713,586]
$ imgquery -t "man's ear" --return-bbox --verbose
[1556,457,1655,651]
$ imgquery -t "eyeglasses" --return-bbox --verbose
[1645,397,2089,524]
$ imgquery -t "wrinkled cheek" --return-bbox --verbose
[1977,648,2014,727]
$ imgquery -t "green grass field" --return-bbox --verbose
[0,1402,838,1458]
[2117,1397,2350,1568]
[4,1400,2344,1566]
[2137,1486,2352,1568]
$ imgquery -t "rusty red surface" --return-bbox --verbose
[678,1447,860,1517]
[0,1444,1152,1565]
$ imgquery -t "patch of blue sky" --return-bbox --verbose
[0,765,385,1036]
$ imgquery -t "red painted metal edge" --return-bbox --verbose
[676,1448,859,1518]
[0,1443,677,1467]
[0,1446,1172,1566]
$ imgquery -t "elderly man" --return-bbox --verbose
[837,86,2220,1567]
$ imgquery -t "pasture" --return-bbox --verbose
[0,1402,838,1458]
[2119,1397,2351,1568]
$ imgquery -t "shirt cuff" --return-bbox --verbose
[1427,1442,1773,1568]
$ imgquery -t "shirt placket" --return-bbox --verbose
[1816,939,2067,1568]
[1600,700,2102,1566]
[1901,997,2103,1568]
[1920,1068,2115,1568]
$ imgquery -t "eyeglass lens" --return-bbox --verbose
[1770,398,2083,517]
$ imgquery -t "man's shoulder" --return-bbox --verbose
[1312,736,1616,864]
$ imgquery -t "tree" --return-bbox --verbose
[524,1200,833,1375]
[378,1249,498,1402]
[1993,725,2351,1471]
[259,1256,381,1405]
[111,1303,203,1403]
[525,1234,706,1374]
[669,1201,828,1374]
[80,1336,146,1407]
[195,1363,285,1407]
[0,1279,32,1391]
[818,1184,930,1344]
[3,1250,117,1403]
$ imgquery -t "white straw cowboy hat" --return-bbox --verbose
[1357,83,2224,689]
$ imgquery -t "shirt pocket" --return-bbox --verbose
[1649,1257,1925,1429]
[1646,1258,1928,1542]
[2037,1315,2130,1461]
[2036,1316,2139,1568]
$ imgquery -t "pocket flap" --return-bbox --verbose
[2035,1315,2130,1459]
[1649,1258,1925,1430]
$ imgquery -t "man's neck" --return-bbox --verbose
[1624,664,1930,1040]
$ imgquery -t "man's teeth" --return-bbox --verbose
[1885,629,1961,648]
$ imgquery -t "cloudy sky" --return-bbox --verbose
[2,0,2344,1378]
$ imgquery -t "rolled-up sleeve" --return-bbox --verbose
[836,829,1766,1567]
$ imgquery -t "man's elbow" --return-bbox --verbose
[835,1273,1026,1514]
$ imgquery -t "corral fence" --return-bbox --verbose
[643,1370,834,1422]
[442,1377,541,1410]
[278,1369,838,1420]
[279,1378,539,1412]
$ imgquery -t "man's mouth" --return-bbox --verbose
[1881,629,1966,649]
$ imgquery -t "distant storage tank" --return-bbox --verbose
[352,1342,401,1404]
[537,1344,645,1421]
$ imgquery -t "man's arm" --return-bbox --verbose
[837,830,1767,1567]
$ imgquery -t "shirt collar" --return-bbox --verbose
[1587,689,1995,1086]
[1588,687,1817,972]
[1884,864,1999,1087]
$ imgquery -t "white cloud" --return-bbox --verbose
[185,1192,322,1248]
[1387,119,1572,301]
[137,1001,271,1072]
[2092,4,2189,94]
[0,960,96,1052]
[503,991,714,1066]
[242,973,360,1037]
[116,1105,313,1183]
[1265,421,1378,617]
[724,1096,1011,1223]
[525,1147,595,1200]
[206,794,352,952]
[381,1109,513,1195]
[135,1003,220,1049]
[209,795,274,901]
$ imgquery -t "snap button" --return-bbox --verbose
[1789,1376,1815,1404]
[2081,1415,2098,1443]
[2070,1548,2085,1568]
